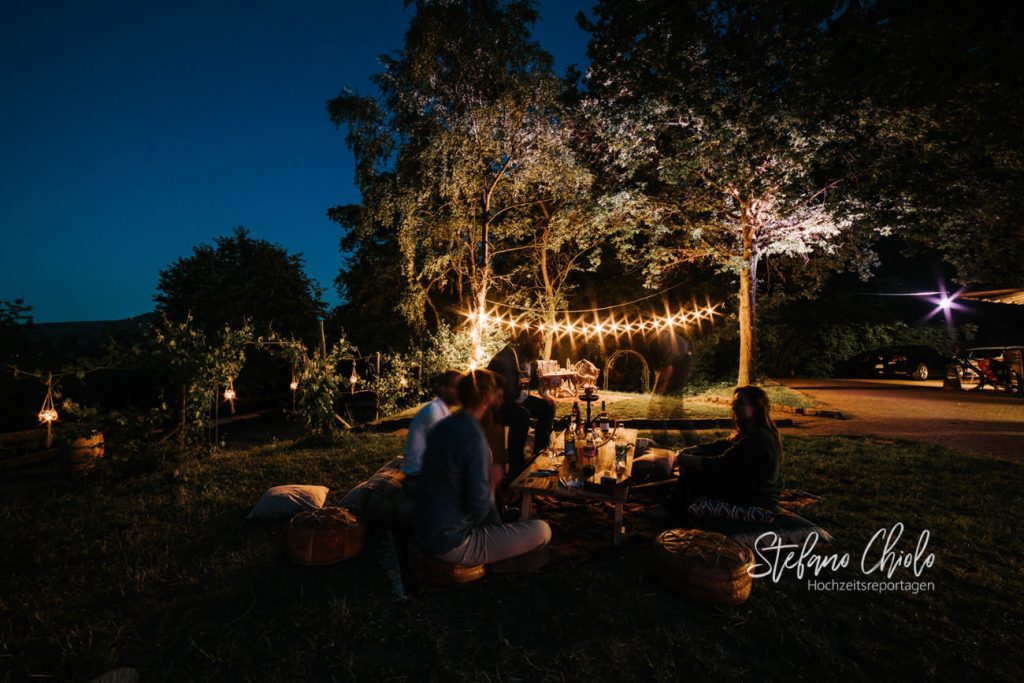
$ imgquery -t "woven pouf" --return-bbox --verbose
[287,507,366,566]
[419,553,486,586]
[652,528,755,606]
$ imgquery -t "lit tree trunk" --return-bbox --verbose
[538,203,556,360]
[737,212,757,386]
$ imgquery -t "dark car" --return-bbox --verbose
[844,345,952,381]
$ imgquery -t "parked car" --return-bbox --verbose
[843,345,952,381]
[945,346,1024,395]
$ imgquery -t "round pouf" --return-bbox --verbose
[652,528,755,606]
[419,554,486,586]
[287,507,366,566]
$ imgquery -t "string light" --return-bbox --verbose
[289,379,299,391]
[461,301,722,340]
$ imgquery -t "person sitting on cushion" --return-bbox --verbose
[487,328,555,480]
[402,370,462,480]
[415,369,552,567]
[666,385,785,519]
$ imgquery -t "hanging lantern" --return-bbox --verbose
[37,376,58,424]
[38,374,58,447]
[222,379,237,415]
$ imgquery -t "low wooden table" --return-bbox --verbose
[510,428,638,545]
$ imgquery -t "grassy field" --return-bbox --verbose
[384,383,812,424]
[2,431,1022,681]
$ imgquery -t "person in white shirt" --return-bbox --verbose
[402,370,462,479]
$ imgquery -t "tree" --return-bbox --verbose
[0,299,35,365]
[817,0,1024,286]
[155,227,326,342]
[328,0,607,366]
[582,0,867,385]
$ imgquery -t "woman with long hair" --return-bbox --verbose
[666,385,785,518]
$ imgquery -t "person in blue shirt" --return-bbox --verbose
[415,369,552,567]
[402,370,462,479]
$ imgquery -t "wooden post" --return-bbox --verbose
[376,351,381,377]
[319,320,327,359]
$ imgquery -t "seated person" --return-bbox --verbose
[487,329,555,480]
[666,385,785,519]
[415,369,552,566]
[401,369,462,487]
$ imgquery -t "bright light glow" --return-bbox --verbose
[938,297,952,310]
[38,408,58,424]
[399,377,408,388]
[289,380,299,391]
[462,301,722,340]
[223,388,236,401]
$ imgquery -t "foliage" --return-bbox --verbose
[367,322,507,417]
[125,315,254,447]
[581,0,876,384]
[780,321,977,378]
[328,0,635,364]
[0,298,36,366]
[154,227,326,342]
[273,337,356,435]
[817,0,1024,285]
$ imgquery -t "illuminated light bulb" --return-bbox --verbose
[223,387,236,401]
[289,380,299,391]
[399,377,408,388]
[349,371,359,385]
[38,408,58,424]
[938,297,952,310]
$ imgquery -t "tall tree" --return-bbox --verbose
[582,0,865,385]
[328,0,603,365]
[818,0,1024,286]
[155,227,326,342]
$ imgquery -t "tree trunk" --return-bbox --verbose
[737,215,757,386]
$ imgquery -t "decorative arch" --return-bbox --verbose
[603,350,651,393]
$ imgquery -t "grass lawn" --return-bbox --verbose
[1,432,1022,680]
[384,391,733,423]
[383,382,813,425]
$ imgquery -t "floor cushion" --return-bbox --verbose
[247,484,328,520]
[630,448,677,483]
[696,508,833,548]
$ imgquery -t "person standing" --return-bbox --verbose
[415,369,552,567]
[487,329,555,479]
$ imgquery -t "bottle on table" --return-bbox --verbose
[563,419,576,464]
[582,429,597,481]
[571,401,582,437]
[597,400,611,438]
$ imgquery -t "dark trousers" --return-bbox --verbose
[500,395,554,477]
[666,468,744,520]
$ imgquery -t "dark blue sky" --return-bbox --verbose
[0,1,590,322]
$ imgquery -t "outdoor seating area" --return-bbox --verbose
[245,375,831,603]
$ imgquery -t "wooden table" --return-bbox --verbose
[537,370,579,398]
[510,428,638,545]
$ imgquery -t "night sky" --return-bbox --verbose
[0,1,589,322]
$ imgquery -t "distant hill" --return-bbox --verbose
[33,313,157,352]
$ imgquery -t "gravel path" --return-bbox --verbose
[780,378,1024,464]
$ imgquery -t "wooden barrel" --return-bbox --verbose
[652,528,755,606]
[65,433,104,476]
[287,507,365,566]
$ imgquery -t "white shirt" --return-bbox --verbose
[402,397,451,476]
